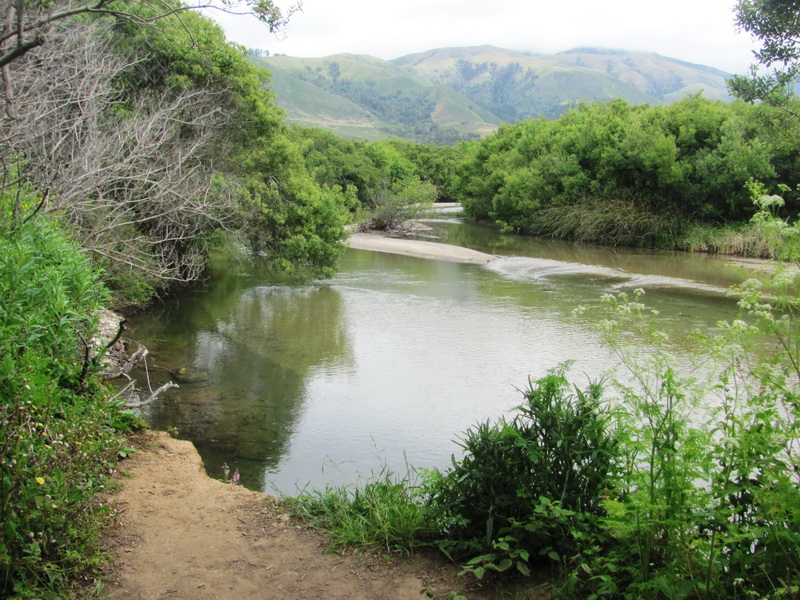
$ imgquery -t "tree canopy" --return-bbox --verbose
[454,96,800,247]
[729,0,800,115]
[1,0,350,306]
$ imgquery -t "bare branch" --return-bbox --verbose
[103,345,148,380]
[4,20,241,284]
[122,381,179,409]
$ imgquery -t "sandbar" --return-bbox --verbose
[348,232,496,264]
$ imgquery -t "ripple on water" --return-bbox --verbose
[485,256,728,295]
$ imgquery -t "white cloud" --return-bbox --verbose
[208,0,759,74]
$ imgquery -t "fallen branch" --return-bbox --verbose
[106,380,136,404]
[103,345,148,380]
[123,381,179,409]
[105,318,128,349]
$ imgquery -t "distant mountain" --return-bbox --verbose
[252,46,732,142]
[253,52,501,143]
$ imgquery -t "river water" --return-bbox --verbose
[128,217,749,494]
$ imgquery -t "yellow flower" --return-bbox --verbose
[35,477,44,485]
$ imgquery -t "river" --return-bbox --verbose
[127,217,749,495]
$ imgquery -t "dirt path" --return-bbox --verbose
[102,431,499,600]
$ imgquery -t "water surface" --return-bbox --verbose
[129,220,747,494]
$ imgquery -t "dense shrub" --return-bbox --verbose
[0,183,133,598]
[456,96,800,249]
[427,364,619,574]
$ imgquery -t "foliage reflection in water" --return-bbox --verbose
[128,221,745,494]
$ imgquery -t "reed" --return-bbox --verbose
[527,198,683,249]
[676,221,774,257]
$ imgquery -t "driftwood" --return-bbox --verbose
[102,345,148,381]
[123,381,179,409]
[102,336,179,408]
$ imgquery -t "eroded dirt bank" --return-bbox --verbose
[102,431,497,600]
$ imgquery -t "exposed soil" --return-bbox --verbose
[102,431,543,600]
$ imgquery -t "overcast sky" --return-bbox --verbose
[207,0,760,75]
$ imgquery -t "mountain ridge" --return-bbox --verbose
[252,45,733,143]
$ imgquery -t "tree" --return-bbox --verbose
[2,2,349,305]
[3,19,242,297]
[729,0,800,117]
[0,0,297,115]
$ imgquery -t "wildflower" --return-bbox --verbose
[35,477,44,485]
[230,470,241,486]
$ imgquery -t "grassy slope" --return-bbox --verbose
[256,53,501,141]
[255,46,733,141]
[261,59,388,140]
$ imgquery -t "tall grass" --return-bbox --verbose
[677,221,773,257]
[527,198,684,249]
[526,197,777,258]
[283,468,439,555]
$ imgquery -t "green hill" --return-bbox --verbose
[254,46,733,142]
[253,53,501,142]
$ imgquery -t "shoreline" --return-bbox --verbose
[348,231,496,264]
[103,431,492,599]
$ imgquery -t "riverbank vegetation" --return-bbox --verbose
[0,181,141,598]
[288,195,800,598]
[454,96,800,254]
[2,0,800,597]
[290,95,800,257]
[3,0,352,310]
[1,0,354,595]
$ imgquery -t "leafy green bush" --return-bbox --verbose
[457,96,799,249]
[0,183,132,598]
[427,364,619,568]
[359,178,437,232]
[569,189,800,598]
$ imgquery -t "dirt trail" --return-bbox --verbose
[102,431,494,600]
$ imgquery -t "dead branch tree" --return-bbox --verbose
[3,20,240,284]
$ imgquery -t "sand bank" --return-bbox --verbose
[348,232,496,264]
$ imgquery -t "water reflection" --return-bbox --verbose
[132,274,352,490]
[128,221,748,495]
